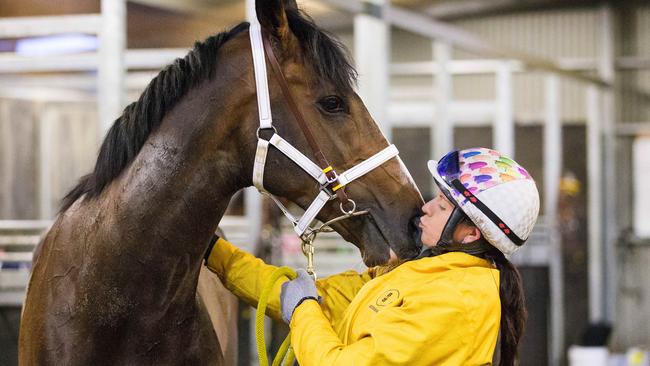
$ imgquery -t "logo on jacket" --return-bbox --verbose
[376,289,400,306]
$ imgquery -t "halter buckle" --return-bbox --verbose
[318,176,340,201]
[323,169,339,186]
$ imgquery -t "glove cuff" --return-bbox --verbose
[203,234,220,265]
[292,296,318,317]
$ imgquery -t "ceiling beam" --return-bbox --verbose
[319,0,610,88]
[0,14,101,38]
[424,0,599,20]
[128,0,229,14]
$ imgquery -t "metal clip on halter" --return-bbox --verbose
[301,236,316,280]
[297,203,369,278]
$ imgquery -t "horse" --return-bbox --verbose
[19,1,424,364]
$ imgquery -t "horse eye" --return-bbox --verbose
[318,95,347,114]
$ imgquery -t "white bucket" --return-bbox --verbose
[568,346,609,366]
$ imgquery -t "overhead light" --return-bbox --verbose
[15,34,98,56]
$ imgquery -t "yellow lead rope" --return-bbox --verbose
[256,266,297,366]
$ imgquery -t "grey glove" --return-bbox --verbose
[280,269,318,324]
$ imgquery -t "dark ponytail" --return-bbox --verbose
[484,248,527,366]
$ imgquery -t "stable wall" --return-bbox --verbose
[0,99,97,219]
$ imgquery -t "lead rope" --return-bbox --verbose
[255,209,369,366]
[256,266,296,366]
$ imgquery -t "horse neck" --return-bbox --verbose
[95,75,253,302]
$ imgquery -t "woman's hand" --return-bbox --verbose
[280,269,318,323]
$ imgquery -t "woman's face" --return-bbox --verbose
[419,192,456,248]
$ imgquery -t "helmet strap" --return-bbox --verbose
[415,206,466,259]
[437,206,467,247]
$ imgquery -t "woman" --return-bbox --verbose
[205,147,539,365]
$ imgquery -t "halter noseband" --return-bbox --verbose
[249,18,399,239]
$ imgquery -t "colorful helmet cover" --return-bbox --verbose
[427,148,540,255]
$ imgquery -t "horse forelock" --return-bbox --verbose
[285,8,357,93]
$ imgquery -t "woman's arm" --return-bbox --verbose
[205,237,287,320]
[205,238,376,323]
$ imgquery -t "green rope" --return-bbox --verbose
[256,266,297,366]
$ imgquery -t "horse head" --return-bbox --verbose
[234,0,424,266]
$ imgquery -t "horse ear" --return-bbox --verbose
[255,0,295,39]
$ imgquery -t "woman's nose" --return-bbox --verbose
[421,200,433,215]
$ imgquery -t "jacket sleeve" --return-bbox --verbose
[289,283,473,366]
[205,238,375,324]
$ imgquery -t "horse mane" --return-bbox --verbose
[60,10,357,212]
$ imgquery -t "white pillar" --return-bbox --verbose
[586,86,603,322]
[494,62,514,157]
[245,0,256,21]
[98,0,126,140]
[598,4,617,324]
[433,41,453,162]
[544,74,564,366]
[354,0,390,139]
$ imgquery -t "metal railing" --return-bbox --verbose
[0,221,49,306]
[0,217,253,307]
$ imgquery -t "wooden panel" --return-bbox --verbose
[0,99,39,219]
[0,0,98,17]
[0,99,98,219]
[392,127,433,199]
[126,2,244,49]
[615,244,650,349]
[0,307,21,366]
[45,102,98,216]
[519,266,550,366]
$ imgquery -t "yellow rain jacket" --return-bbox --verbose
[206,238,501,365]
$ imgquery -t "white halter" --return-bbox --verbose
[249,18,399,237]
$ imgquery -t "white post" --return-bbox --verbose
[98,0,126,140]
[354,0,390,139]
[433,41,453,162]
[586,86,603,322]
[544,74,564,366]
[244,187,262,253]
[494,62,514,157]
[245,0,256,21]
[599,4,617,324]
